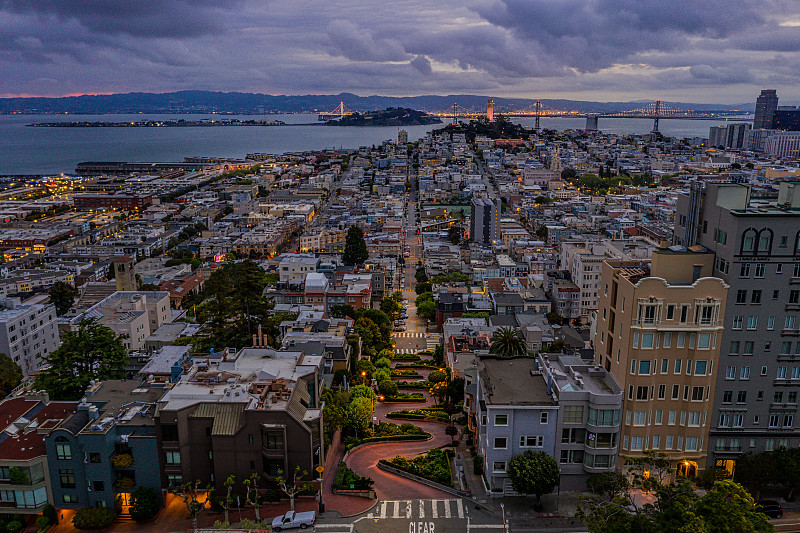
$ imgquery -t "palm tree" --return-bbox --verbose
[489,326,527,357]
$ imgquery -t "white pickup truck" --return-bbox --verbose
[271,510,316,531]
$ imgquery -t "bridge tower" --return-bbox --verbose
[452,102,459,125]
[337,101,345,118]
[535,100,541,130]
[651,99,661,134]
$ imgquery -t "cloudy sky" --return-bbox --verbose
[2,0,800,103]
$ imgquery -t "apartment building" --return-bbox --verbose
[674,181,800,471]
[154,348,324,493]
[0,297,60,377]
[593,247,728,477]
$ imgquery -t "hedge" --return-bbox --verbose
[396,380,433,389]
[395,363,439,369]
[333,462,373,490]
[386,409,450,423]
[73,508,116,530]
[391,370,423,378]
[381,448,455,487]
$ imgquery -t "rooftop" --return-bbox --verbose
[478,356,556,406]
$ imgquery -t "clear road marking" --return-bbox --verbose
[406,500,412,520]
[455,499,464,518]
[418,499,425,519]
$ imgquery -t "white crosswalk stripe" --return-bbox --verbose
[392,332,426,338]
[367,499,464,521]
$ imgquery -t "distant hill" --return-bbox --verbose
[0,90,754,115]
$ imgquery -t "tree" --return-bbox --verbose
[415,267,428,283]
[347,397,373,437]
[129,486,160,522]
[378,380,398,397]
[506,450,560,504]
[577,479,773,533]
[535,224,548,239]
[447,225,461,244]
[391,291,404,302]
[242,473,261,521]
[416,300,436,321]
[0,353,22,396]
[586,472,630,500]
[561,168,577,181]
[49,281,78,316]
[222,475,236,525]
[428,370,447,383]
[180,480,211,532]
[432,344,445,366]
[445,424,459,444]
[350,384,375,400]
[380,298,401,321]
[546,311,563,325]
[330,304,356,319]
[415,281,432,295]
[415,291,433,307]
[489,326,527,357]
[342,225,368,265]
[276,466,308,512]
[34,318,128,400]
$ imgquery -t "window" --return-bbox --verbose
[736,290,747,304]
[55,437,71,460]
[633,411,646,426]
[791,290,800,304]
[93,480,105,492]
[492,462,506,473]
[630,358,637,374]
[692,387,704,401]
[795,263,800,278]
[89,453,101,464]
[695,360,708,375]
[677,332,685,348]
[493,437,508,449]
[730,341,740,355]
[782,341,792,355]
[494,414,508,426]
[668,410,677,425]
[59,469,76,489]
[540,412,549,424]
[666,305,675,320]
[638,360,651,375]
[719,413,731,427]
[775,290,781,300]
[769,414,780,428]
[663,333,672,348]
[778,264,784,274]
[166,474,183,488]
[680,305,689,322]
[639,303,657,325]
[262,430,284,450]
[685,437,699,451]
[744,341,754,355]
[674,358,682,374]
[752,290,762,303]
[165,451,181,464]
[560,450,584,463]
[758,231,772,253]
[588,409,619,426]
[563,405,583,423]
[789,392,797,403]
[768,316,775,330]
[740,366,751,380]
[672,384,680,399]
[666,435,674,449]
[778,367,787,379]
[630,436,644,451]
[520,435,544,448]
[785,316,797,330]
[785,415,794,427]
[63,494,78,504]
[688,411,701,426]
[755,263,765,278]
[658,384,666,400]
[641,334,654,349]
[732,316,743,329]
[740,263,751,277]
[747,316,758,330]
[723,391,732,403]
[697,334,711,350]
[737,391,747,403]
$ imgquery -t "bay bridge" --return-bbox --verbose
[317,99,747,135]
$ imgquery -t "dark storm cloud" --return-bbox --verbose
[0,0,239,37]
[2,0,800,102]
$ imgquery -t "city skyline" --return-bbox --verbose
[2,0,800,103]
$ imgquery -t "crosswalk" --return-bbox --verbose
[393,332,427,338]
[367,499,465,520]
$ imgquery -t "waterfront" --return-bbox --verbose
[0,113,747,175]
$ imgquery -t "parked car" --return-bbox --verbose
[393,325,407,332]
[756,501,783,519]
[271,510,316,531]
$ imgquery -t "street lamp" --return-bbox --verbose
[500,502,506,533]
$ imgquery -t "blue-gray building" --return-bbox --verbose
[45,380,164,514]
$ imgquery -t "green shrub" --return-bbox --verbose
[333,462,374,490]
[43,504,58,526]
[6,521,22,533]
[72,507,116,530]
[385,449,454,486]
[129,486,160,522]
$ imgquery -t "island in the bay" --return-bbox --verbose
[26,118,285,127]
[326,107,442,126]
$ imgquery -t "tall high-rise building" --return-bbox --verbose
[754,89,779,130]
[674,181,800,473]
[593,248,728,477]
[707,123,751,149]
[487,99,494,123]
[398,129,408,145]
[470,197,500,245]
[114,256,136,292]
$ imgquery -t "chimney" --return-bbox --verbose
[258,324,264,347]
